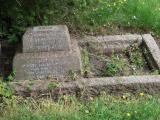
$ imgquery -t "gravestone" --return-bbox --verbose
[23,25,71,53]
[13,25,81,80]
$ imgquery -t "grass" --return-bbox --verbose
[74,0,160,34]
[0,94,160,120]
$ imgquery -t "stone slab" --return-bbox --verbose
[78,34,142,55]
[79,75,160,87]
[142,34,160,69]
[77,75,160,96]
[23,25,71,53]
[10,75,160,98]
[79,34,142,44]
[13,39,81,80]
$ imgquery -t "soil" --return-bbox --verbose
[79,42,154,78]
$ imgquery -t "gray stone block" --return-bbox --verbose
[142,34,160,69]
[13,40,81,80]
[79,75,160,87]
[9,75,160,98]
[79,34,142,44]
[79,34,142,55]
[23,25,71,53]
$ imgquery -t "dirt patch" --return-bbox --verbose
[80,42,152,78]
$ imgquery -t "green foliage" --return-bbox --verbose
[115,0,160,34]
[0,81,12,98]
[103,54,125,76]
[1,0,96,42]
[0,94,160,120]
[26,81,34,91]
[6,69,16,81]
[48,82,59,90]
[68,70,79,81]
[151,70,160,75]
[1,0,160,43]
[127,45,145,69]
[77,0,126,29]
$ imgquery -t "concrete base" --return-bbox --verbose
[13,39,81,80]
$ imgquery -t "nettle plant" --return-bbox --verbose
[0,81,12,98]
[6,69,16,81]
[103,54,125,77]
[102,44,147,77]
[126,44,146,70]
[48,82,59,91]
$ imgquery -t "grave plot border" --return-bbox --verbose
[10,75,160,98]
[10,34,160,97]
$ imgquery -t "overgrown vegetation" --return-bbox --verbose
[68,70,79,81]
[0,81,12,98]
[102,45,148,76]
[81,44,149,77]
[5,69,16,81]
[103,54,125,76]
[0,94,160,120]
[48,82,59,90]
[1,0,160,43]
[126,44,146,69]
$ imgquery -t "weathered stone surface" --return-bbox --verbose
[10,75,160,98]
[79,75,160,87]
[78,34,142,54]
[13,40,81,80]
[23,25,71,53]
[78,75,160,96]
[79,34,142,44]
[142,34,160,69]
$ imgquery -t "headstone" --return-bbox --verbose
[13,25,81,80]
[23,25,71,53]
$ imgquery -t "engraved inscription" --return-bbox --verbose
[33,26,58,32]
[23,25,71,52]
[21,58,71,78]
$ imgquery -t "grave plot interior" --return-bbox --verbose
[78,34,160,77]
